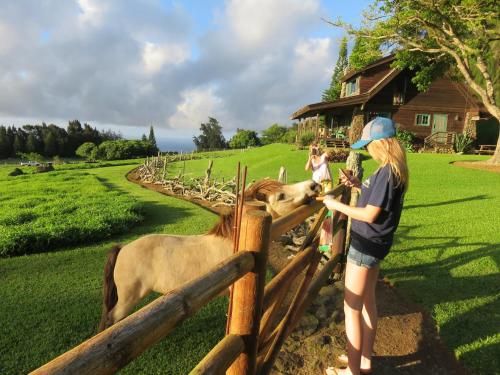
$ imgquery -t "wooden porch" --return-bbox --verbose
[424,131,456,149]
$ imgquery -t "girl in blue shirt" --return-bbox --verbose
[324,117,409,375]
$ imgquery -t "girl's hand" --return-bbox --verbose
[322,195,338,211]
[341,174,361,188]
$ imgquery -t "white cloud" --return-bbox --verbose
[226,0,319,48]
[0,21,16,55]
[77,0,108,26]
[168,86,227,130]
[142,42,190,74]
[292,37,333,83]
[0,0,343,137]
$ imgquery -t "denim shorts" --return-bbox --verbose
[347,245,381,269]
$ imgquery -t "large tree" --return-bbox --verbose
[192,117,227,151]
[261,124,289,145]
[229,129,261,149]
[348,35,382,70]
[323,37,349,101]
[330,0,500,163]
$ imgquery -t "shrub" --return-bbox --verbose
[76,142,97,161]
[17,152,45,163]
[454,133,474,153]
[326,149,350,162]
[299,132,316,147]
[396,128,417,152]
[97,140,157,160]
[281,129,297,144]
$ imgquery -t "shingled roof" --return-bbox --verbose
[291,58,400,120]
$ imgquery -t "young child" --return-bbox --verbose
[305,143,333,194]
[323,117,409,375]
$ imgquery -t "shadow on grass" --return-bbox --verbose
[95,175,209,236]
[404,194,489,210]
[383,226,500,374]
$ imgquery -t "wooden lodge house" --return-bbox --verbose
[292,55,493,149]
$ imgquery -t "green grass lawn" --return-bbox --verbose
[0,166,143,256]
[0,164,224,374]
[0,144,498,374]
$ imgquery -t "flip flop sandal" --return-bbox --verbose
[336,354,372,374]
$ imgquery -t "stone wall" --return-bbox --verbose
[348,107,364,145]
[463,111,477,139]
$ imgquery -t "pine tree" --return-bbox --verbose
[148,126,158,150]
[322,37,348,102]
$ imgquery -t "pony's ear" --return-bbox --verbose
[244,179,284,203]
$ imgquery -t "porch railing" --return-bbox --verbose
[424,131,456,148]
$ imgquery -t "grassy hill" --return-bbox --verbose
[0,144,498,374]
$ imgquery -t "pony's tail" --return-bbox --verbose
[98,244,122,332]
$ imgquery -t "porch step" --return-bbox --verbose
[325,138,350,148]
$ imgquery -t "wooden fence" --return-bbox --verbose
[31,184,351,375]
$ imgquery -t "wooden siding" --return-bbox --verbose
[360,64,393,94]
[405,77,478,110]
[365,72,479,138]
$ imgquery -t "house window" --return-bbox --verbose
[393,77,407,105]
[345,77,359,96]
[416,114,431,126]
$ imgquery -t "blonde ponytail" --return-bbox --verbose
[367,138,409,192]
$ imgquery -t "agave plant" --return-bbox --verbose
[454,133,474,154]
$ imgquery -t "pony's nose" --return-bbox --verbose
[310,182,321,193]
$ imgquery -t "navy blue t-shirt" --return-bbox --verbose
[351,164,405,259]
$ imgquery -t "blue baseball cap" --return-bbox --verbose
[351,117,396,149]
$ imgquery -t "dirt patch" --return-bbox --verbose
[452,161,500,173]
[271,250,472,375]
[127,169,471,375]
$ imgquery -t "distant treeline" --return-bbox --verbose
[76,140,158,161]
[0,120,124,159]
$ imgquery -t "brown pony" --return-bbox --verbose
[98,179,321,331]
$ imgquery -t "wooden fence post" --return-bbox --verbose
[227,209,272,375]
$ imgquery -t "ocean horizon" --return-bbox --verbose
[157,138,196,153]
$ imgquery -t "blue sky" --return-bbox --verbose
[0,0,372,148]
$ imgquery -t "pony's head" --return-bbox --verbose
[245,179,321,219]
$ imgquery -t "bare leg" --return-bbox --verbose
[361,265,379,371]
[343,261,371,375]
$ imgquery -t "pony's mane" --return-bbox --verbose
[244,179,284,202]
[207,210,234,239]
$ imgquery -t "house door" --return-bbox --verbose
[432,114,448,143]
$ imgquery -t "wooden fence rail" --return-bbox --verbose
[30,251,255,375]
[32,181,350,375]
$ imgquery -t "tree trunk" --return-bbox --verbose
[489,126,500,164]
[485,111,500,165]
